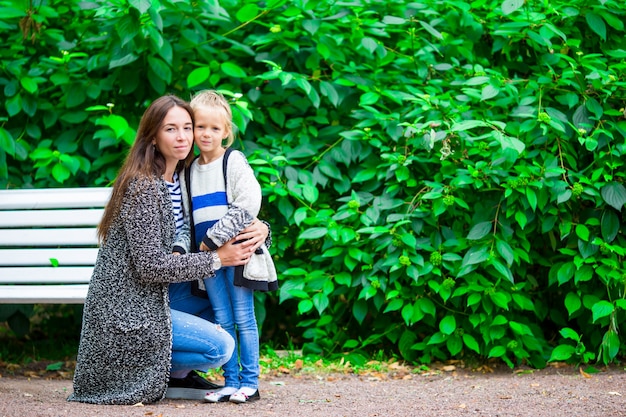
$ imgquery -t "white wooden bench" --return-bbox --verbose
[0,187,111,304]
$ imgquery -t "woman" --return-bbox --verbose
[68,95,260,405]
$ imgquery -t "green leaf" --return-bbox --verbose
[46,361,64,371]
[401,303,413,325]
[418,298,436,317]
[491,259,514,283]
[439,315,456,335]
[461,246,489,267]
[549,344,576,362]
[221,62,247,78]
[382,16,406,25]
[573,104,592,133]
[0,128,15,157]
[564,292,581,316]
[360,37,378,54]
[148,56,172,84]
[236,3,259,22]
[496,240,514,267]
[298,299,313,314]
[20,77,38,94]
[585,12,606,41]
[512,293,534,311]
[462,333,480,354]
[575,224,590,242]
[557,262,575,285]
[312,292,329,314]
[514,211,527,229]
[509,321,532,336]
[384,298,404,313]
[299,227,327,240]
[360,92,379,106]
[320,81,339,107]
[450,120,489,131]
[109,53,138,69]
[447,335,463,356]
[0,7,27,18]
[601,209,619,243]
[560,327,580,342]
[117,13,140,47]
[488,345,506,358]
[601,330,619,363]
[352,299,367,324]
[601,182,626,211]
[501,0,524,15]
[481,85,500,101]
[591,300,614,322]
[490,292,510,310]
[51,163,70,183]
[419,20,443,40]
[302,183,319,203]
[400,233,417,248]
[352,168,377,183]
[129,0,151,13]
[467,221,492,240]
[526,188,537,211]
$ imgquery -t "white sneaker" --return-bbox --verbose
[229,388,260,403]
[204,387,237,403]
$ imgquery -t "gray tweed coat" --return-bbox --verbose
[68,176,219,405]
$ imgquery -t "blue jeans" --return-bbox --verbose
[169,282,234,375]
[204,267,259,389]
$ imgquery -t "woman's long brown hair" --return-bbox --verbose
[97,95,195,243]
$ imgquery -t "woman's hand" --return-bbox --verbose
[216,237,256,267]
[235,219,269,252]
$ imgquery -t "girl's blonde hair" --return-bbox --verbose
[189,90,235,148]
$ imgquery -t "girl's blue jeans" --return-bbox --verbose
[168,281,234,376]
[204,266,260,389]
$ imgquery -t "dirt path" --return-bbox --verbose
[1,365,625,417]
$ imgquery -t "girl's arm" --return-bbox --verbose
[172,213,191,254]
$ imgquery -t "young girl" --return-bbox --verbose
[180,90,277,404]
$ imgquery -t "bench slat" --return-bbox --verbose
[0,228,98,246]
[0,285,88,304]
[0,248,98,266]
[0,267,93,284]
[0,187,110,305]
[0,209,104,228]
[0,188,111,210]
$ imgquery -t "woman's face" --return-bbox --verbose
[153,105,193,169]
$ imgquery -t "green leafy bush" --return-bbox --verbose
[1,0,625,367]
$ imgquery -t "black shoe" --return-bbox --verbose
[166,371,223,400]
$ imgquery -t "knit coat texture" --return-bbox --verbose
[68,177,219,405]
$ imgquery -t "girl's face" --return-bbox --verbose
[194,106,230,163]
[153,105,193,170]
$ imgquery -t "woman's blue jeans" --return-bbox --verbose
[204,266,260,389]
[169,281,234,375]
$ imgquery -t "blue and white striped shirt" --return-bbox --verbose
[164,171,184,234]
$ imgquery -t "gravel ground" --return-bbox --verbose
[1,364,625,417]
